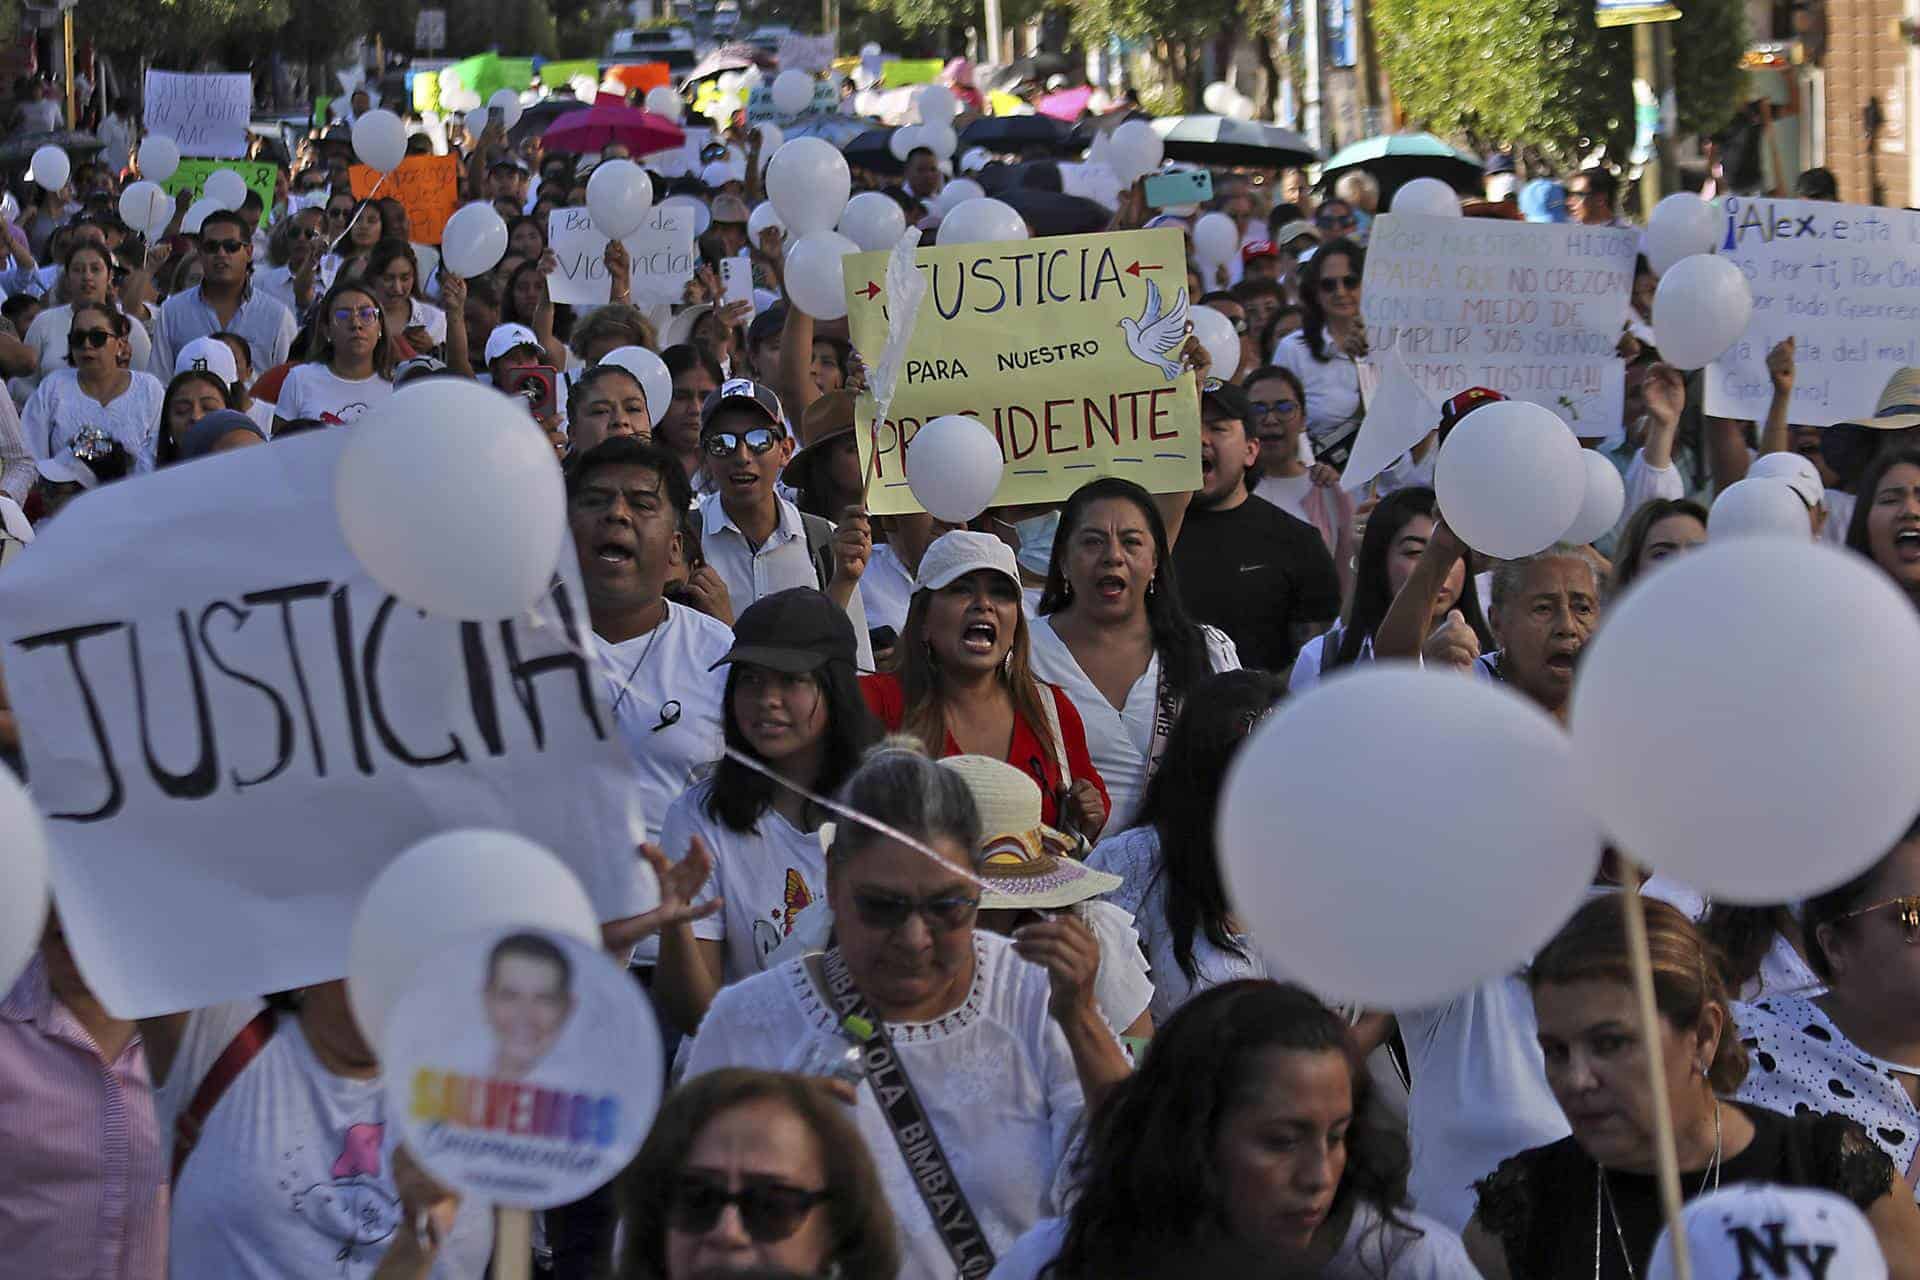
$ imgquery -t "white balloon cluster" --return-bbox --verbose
[1200,80,1259,122]
[1106,119,1164,185]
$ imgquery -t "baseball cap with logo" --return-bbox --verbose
[484,323,542,365]
[1748,451,1826,510]
[1240,240,1280,264]
[174,336,239,389]
[1437,386,1507,440]
[710,194,751,226]
[699,377,784,432]
[1648,1184,1887,1280]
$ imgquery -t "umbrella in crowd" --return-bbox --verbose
[959,114,1072,154]
[841,127,905,176]
[512,98,589,146]
[541,101,684,156]
[0,130,102,165]
[1322,131,1484,191]
[994,186,1113,236]
[680,42,763,90]
[1150,115,1319,170]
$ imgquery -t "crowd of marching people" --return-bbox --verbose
[4,52,1920,1280]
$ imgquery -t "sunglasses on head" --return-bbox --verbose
[668,1175,830,1242]
[68,329,114,349]
[850,889,980,933]
[201,238,247,256]
[1318,274,1361,293]
[702,426,781,457]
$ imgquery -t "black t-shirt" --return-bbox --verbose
[1170,494,1341,672]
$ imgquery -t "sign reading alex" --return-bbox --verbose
[847,228,1201,514]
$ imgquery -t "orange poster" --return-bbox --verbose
[349,154,461,245]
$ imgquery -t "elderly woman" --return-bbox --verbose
[680,741,1129,1276]
[255,205,325,313]
[862,530,1109,837]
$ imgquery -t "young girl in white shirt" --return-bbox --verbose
[273,280,394,431]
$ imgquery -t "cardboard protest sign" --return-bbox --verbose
[387,926,662,1206]
[143,70,252,159]
[847,228,1202,514]
[161,159,277,221]
[746,80,840,124]
[1704,197,1920,426]
[350,155,461,245]
[0,431,643,1018]
[1362,213,1637,436]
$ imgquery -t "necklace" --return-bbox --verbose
[1592,1101,1722,1280]
[604,605,671,714]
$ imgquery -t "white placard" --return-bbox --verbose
[546,205,696,308]
[143,70,252,160]
[778,33,838,73]
[746,79,840,124]
[547,207,618,306]
[1705,196,1920,426]
[0,432,643,1018]
[1362,213,1636,437]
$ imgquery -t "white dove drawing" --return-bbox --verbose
[1120,279,1192,381]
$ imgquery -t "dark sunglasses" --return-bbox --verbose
[201,238,248,256]
[1317,213,1356,228]
[289,226,322,241]
[1248,398,1299,419]
[850,889,980,933]
[68,329,114,349]
[1318,274,1361,293]
[702,427,782,458]
[668,1175,830,1242]
[326,206,353,220]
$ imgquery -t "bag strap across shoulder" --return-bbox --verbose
[171,1006,277,1184]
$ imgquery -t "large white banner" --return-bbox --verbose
[1362,213,1637,437]
[0,431,643,1018]
[143,70,253,160]
[1705,196,1920,426]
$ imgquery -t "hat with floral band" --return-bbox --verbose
[939,755,1119,910]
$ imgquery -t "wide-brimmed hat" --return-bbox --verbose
[781,390,857,483]
[1834,367,1920,431]
[940,755,1119,910]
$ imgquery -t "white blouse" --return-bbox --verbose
[20,367,165,470]
[22,302,153,393]
[1273,327,1361,449]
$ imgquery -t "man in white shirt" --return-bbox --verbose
[696,378,875,670]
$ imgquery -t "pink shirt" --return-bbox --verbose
[0,955,167,1279]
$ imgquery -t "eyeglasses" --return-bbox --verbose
[68,329,114,349]
[289,226,321,241]
[1318,275,1361,293]
[327,206,353,221]
[1833,894,1920,944]
[702,427,782,457]
[667,1175,830,1242]
[201,239,247,256]
[1248,399,1299,419]
[850,890,980,933]
[332,305,381,327]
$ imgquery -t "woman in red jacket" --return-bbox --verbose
[861,530,1110,839]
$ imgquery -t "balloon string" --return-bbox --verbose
[333,171,389,252]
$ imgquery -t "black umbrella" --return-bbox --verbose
[988,53,1069,91]
[957,114,1071,154]
[842,127,905,177]
[512,97,589,146]
[977,159,1062,195]
[0,130,103,165]
[995,187,1112,237]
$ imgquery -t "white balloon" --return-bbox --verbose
[935,177,984,214]
[118,180,172,238]
[1652,254,1753,370]
[0,768,48,995]
[784,230,861,320]
[487,89,523,130]
[959,146,990,174]
[718,71,744,93]
[586,159,653,239]
[600,345,675,423]
[906,415,1005,522]
[346,829,599,1049]
[1392,176,1461,218]
[1192,211,1239,266]
[1708,476,1812,540]
[439,202,509,278]
[1435,399,1586,558]
[919,123,959,161]
[1107,119,1165,184]
[753,123,784,161]
[839,190,907,252]
[1191,305,1243,382]
[136,135,180,183]
[860,42,882,57]
[352,108,407,172]
[29,144,68,193]
[644,85,683,120]
[888,124,922,163]
[660,194,711,238]
[915,82,958,124]
[1201,81,1234,114]
[1226,94,1256,121]
[181,197,221,235]
[937,196,1029,245]
[747,200,786,243]
[771,69,814,116]
[766,138,851,237]
[200,167,248,213]
[1571,539,1920,902]
[1644,193,1718,275]
[1221,667,1598,1007]
[1562,449,1627,545]
[335,380,566,620]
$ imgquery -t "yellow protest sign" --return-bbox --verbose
[847,228,1201,515]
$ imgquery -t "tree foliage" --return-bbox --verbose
[79,0,290,63]
[1373,0,1747,165]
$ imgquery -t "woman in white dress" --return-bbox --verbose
[273,280,394,430]
[20,240,153,393]
[21,300,165,470]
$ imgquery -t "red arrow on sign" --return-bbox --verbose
[857,281,882,300]
[1124,261,1166,277]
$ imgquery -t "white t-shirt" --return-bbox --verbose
[243,398,276,435]
[1254,471,1313,522]
[684,932,1091,1277]
[1822,487,1855,545]
[988,1200,1480,1280]
[157,1000,493,1279]
[23,303,154,394]
[21,368,165,471]
[1026,617,1240,832]
[274,363,393,426]
[594,604,732,846]
[1289,626,1373,695]
[1088,826,1264,1027]
[1273,328,1361,449]
[860,541,918,637]
[405,299,448,349]
[1616,446,1685,538]
[664,779,828,983]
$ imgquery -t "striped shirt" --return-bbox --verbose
[0,954,167,1279]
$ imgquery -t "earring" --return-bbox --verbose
[1146,579,1157,600]
[1001,649,1013,675]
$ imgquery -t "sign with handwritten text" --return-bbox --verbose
[846,228,1201,514]
[143,70,252,159]
[545,205,696,307]
[1705,197,1920,426]
[161,160,278,222]
[1362,213,1636,435]
[349,155,461,245]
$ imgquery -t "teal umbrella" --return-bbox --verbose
[1322,132,1483,193]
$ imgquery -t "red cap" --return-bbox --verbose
[1240,239,1280,263]
[1438,386,1507,437]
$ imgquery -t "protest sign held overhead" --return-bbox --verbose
[1705,197,1920,425]
[847,228,1201,515]
[161,159,278,220]
[143,70,252,159]
[1362,213,1637,435]
[545,205,697,308]
[0,430,642,1019]
[349,154,462,244]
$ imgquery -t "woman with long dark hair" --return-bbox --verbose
[1846,447,1920,608]
[364,238,445,358]
[272,279,394,430]
[1029,477,1239,832]
[1001,981,1473,1279]
[1611,496,1708,598]
[1087,670,1282,1025]
[1273,236,1367,469]
[21,299,164,469]
[1289,486,1492,693]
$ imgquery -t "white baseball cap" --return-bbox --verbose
[1748,451,1826,511]
[174,336,239,388]
[1648,1184,1887,1280]
[915,530,1020,592]
[484,323,542,365]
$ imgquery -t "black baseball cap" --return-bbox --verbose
[1201,377,1254,423]
[746,305,787,350]
[699,377,785,432]
[710,588,856,673]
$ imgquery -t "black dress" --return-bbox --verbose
[1471,1102,1893,1278]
